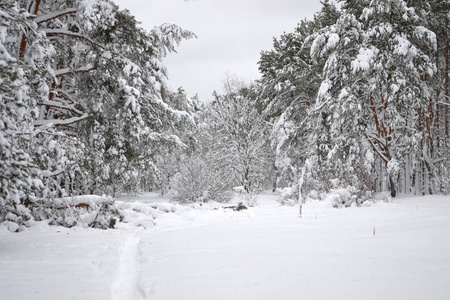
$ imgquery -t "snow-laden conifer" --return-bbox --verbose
[310,0,436,197]
[1,0,195,230]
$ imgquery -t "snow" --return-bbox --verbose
[34,8,78,24]
[317,79,331,102]
[414,26,437,51]
[1,193,450,300]
[393,35,416,57]
[110,233,144,300]
[387,158,401,177]
[54,64,94,77]
[310,34,326,58]
[351,47,377,73]
[364,149,375,171]
[325,33,340,51]
[122,59,141,77]
[338,87,349,100]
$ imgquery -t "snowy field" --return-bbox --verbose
[1,193,449,300]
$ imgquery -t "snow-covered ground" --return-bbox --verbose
[1,193,449,300]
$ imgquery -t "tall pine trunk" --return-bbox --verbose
[388,175,397,198]
[445,18,449,194]
[19,0,41,60]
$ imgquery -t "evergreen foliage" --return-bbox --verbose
[0,0,194,230]
[1,0,449,231]
[257,0,449,203]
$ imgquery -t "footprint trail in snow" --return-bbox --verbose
[111,233,145,300]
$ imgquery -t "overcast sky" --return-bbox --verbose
[113,0,323,101]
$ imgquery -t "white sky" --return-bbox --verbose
[113,0,323,101]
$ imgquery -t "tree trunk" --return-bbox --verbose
[19,0,42,60]
[244,166,250,193]
[389,175,397,198]
[445,19,449,194]
[298,167,305,218]
[445,19,449,144]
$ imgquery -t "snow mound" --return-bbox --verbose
[116,201,188,229]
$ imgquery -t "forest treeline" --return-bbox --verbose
[1,0,449,230]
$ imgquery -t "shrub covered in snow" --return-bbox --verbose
[170,157,232,203]
[240,192,259,207]
[276,186,298,206]
[315,184,373,208]
[117,201,183,229]
[321,186,359,208]
[277,180,373,208]
[1,195,120,232]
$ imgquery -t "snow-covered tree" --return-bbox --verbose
[257,1,340,191]
[0,1,45,227]
[155,87,204,196]
[21,0,194,196]
[413,0,450,194]
[1,0,195,229]
[256,0,447,201]
[310,0,436,197]
[169,79,273,203]
[209,81,273,193]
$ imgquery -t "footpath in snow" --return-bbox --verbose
[1,193,449,300]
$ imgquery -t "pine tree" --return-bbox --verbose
[155,87,203,196]
[311,0,436,197]
[0,0,51,229]
[413,0,450,194]
[257,1,340,191]
[18,0,195,197]
[1,0,195,229]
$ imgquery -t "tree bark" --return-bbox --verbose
[389,175,397,198]
[445,19,449,150]
[19,0,41,60]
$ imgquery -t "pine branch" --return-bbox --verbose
[53,89,76,105]
[54,65,96,77]
[19,0,43,60]
[43,29,106,49]
[40,163,78,178]
[35,8,77,24]
[363,132,389,163]
[34,114,90,127]
[37,101,84,116]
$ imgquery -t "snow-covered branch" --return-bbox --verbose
[35,8,77,24]
[43,29,106,49]
[40,163,78,178]
[363,132,389,163]
[37,100,84,116]
[34,114,90,127]
[53,90,76,105]
[54,65,96,77]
